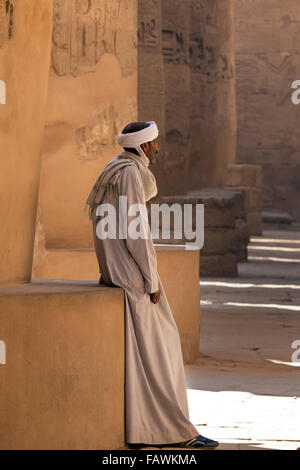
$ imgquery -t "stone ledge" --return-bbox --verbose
[262,210,293,225]
[158,189,249,276]
[0,278,115,296]
[32,246,201,364]
[0,281,124,450]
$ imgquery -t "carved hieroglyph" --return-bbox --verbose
[189,0,234,81]
[37,0,137,249]
[52,0,136,77]
[75,99,136,161]
[75,105,118,161]
[0,0,14,47]
[138,0,159,47]
[138,0,164,114]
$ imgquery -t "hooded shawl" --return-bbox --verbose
[83,121,159,220]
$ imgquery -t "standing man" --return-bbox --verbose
[84,121,219,449]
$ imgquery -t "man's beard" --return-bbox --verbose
[150,150,158,164]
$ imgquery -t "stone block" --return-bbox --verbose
[235,218,250,261]
[202,228,237,256]
[246,188,263,212]
[158,189,248,276]
[0,280,124,449]
[160,188,247,227]
[226,164,263,188]
[156,245,200,364]
[247,211,262,236]
[32,245,200,365]
[200,254,238,277]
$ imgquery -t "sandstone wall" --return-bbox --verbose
[38,0,137,249]
[0,0,53,282]
[235,0,300,221]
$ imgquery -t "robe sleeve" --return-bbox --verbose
[118,165,159,294]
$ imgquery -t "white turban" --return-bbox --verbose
[117,121,159,161]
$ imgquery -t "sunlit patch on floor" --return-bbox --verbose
[248,256,300,263]
[200,281,300,290]
[265,358,300,367]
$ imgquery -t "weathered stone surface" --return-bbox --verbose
[32,245,201,365]
[202,228,237,255]
[0,0,14,48]
[224,186,262,214]
[188,0,237,190]
[0,0,53,282]
[262,162,300,224]
[161,0,191,195]
[162,188,246,213]
[32,203,47,279]
[157,189,246,237]
[200,253,238,277]
[138,0,166,193]
[235,217,249,261]
[157,188,248,276]
[187,188,247,221]
[225,164,263,235]
[203,207,235,228]
[52,0,136,78]
[0,281,125,449]
[262,210,293,225]
[37,0,138,249]
[235,0,300,222]
[226,164,263,188]
[246,188,262,212]
[247,211,262,236]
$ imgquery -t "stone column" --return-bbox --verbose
[138,0,166,193]
[0,0,53,283]
[188,0,237,189]
[161,0,191,195]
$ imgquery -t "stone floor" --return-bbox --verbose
[125,225,300,450]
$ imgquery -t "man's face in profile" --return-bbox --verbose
[142,138,159,163]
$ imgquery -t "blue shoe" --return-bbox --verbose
[180,434,219,449]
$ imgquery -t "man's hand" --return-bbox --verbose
[150,290,161,304]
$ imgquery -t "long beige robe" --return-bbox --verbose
[91,156,199,445]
